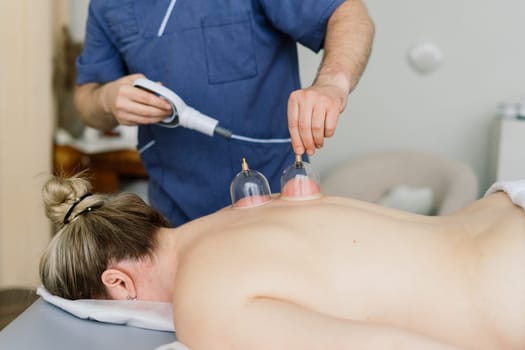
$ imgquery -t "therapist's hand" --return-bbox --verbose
[100,73,173,126]
[287,74,350,156]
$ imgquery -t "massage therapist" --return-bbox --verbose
[73,0,375,225]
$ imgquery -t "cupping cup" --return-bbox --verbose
[230,158,273,208]
[280,155,321,200]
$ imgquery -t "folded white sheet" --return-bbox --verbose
[156,341,192,350]
[37,287,193,349]
[484,179,525,209]
[37,287,174,332]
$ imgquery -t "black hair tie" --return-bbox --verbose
[63,192,93,224]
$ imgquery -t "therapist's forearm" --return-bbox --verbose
[315,0,375,94]
[74,83,119,131]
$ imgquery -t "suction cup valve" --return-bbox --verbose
[230,158,273,208]
[280,155,321,200]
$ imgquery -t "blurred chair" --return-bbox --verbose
[321,150,479,215]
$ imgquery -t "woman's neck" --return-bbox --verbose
[151,227,182,301]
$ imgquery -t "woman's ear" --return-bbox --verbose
[101,268,137,300]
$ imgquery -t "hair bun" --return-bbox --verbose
[42,174,93,225]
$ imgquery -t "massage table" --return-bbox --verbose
[0,298,176,349]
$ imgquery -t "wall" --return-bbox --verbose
[69,0,90,41]
[302,0,525,193]
[0,1,56,288]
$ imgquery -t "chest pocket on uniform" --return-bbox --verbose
[201,12,258,84]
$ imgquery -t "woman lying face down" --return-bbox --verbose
[40,174,525,350]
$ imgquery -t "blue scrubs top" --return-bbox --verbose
[77,0,345,225]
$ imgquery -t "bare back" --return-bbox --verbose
[172,193,525,349]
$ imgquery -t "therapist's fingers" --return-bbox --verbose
[311,104,326,149]
[116,105,171,125]
[128,86,172,113]
[113,85,172,125]
[103,73,173,126]
[287,96,304,155]
[298,101,316,156]
[290,80,349,155]
[289,89,326,156]
[117,111,149,126]
[289,90,319,156]
[117,110,165,126]
[324,105,340,138]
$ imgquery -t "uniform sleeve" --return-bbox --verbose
[256,0,346,52]
[75,0,127,85]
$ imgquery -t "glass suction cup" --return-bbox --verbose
[230,158,273,208]
[280,155,321,200]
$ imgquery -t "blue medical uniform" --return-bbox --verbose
[77,0,345,225]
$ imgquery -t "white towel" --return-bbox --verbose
[156,341,192,350]
[484,179,525,209]
[37,287,192,349]
[37,287,174,332]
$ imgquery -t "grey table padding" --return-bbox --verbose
[0,298,176,349]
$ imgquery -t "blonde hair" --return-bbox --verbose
[40,174,170,299]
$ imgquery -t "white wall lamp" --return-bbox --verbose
[407,42,444,75]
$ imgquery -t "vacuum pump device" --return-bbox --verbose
[133,78,291,144]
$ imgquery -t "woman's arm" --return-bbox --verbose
[180,297,465,350]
